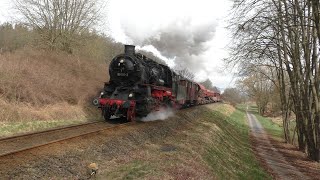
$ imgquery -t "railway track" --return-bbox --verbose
[0,121,132,157]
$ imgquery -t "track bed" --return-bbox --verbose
[0,121,131,157]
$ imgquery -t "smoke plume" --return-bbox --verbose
[141,108,174,122]
[107,0,232,86]
[124,19,217,73]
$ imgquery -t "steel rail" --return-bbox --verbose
[0,122,133,157]
[0,121,103,141]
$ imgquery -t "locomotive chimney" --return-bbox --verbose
[124,45,135,55]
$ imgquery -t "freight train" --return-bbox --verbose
[95,45,221,121]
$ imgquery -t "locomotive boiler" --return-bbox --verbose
[97,45,221,122]
[98,45,176,121]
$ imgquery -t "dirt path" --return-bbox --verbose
[246,112,309,180]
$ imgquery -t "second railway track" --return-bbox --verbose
[0,121,132,157]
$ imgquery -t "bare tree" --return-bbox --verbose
[201,79,213,89]
[0,23,32,52]
[222,88,245,106]
[228,0,320,161]
[237,72,277,115]
[14,0,102,52]
[174,67,195,81]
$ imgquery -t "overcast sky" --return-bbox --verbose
[0,0,235,90]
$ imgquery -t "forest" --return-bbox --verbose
[228,0,320,161]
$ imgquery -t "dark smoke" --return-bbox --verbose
[124,19,217,72]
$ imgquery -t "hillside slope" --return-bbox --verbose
[0,48,108,123]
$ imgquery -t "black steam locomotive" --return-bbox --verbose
[96,45,220,121]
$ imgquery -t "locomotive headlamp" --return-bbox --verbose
[118,59,125,67]
[128,93,134,98]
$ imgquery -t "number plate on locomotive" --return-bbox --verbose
[117,73,128,76]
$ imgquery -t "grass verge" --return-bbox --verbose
[248,105,283,139]
[204,104,271,179]
[96,104,271,179]
[0,118,97,138]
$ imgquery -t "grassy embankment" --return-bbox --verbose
[98,104,271,179]
[0,49,109,137]
[204,104,271,179]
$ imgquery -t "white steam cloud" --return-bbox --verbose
[107,0,234,87]
[141,108,174,122]
[123,19,217,74]
[108,0,220,73]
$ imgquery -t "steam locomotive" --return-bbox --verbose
[96,45,221,121]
